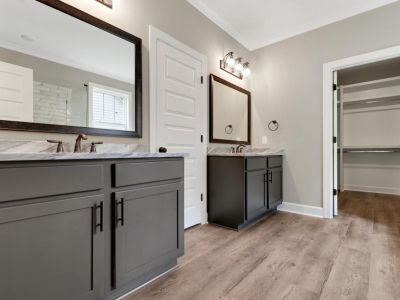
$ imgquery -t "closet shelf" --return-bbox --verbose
[337,94,400,107]
[338,145,400,152]
[337,75,400,90]
[337,75,400,107]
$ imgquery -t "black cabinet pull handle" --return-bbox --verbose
[116,198,124,227]
[95,202,103,232]
[269,172,273,183]
[120,198,124,226]
[159,147,167,153]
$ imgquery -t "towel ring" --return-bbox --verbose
[225,125,233,134]
[268,120,279,131]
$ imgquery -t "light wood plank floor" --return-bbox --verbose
[125,191,400,300]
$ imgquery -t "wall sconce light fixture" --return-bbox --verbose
[220,52,251,80]
[243,62,252,80]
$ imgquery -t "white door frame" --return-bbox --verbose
[149,26,208,225]
[323,45,400,219]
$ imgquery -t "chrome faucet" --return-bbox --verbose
[236,144,246,153]
[74,134,88,153]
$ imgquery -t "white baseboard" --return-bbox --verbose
[277,202,324,218]
[344,184,400,195]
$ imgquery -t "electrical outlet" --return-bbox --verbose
[262,136,268,145]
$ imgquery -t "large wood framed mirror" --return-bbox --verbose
[210,74,251,145]
[0,0,142,138]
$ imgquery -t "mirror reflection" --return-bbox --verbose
[211,75,250,144]
[0,0,135,131]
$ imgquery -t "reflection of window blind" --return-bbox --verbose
[93,91,126,130]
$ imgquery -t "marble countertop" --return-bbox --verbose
[0,140,188,162]
[207,148,284,157]
[0,152,189,162]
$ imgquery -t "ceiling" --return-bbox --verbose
[187,0,398,51]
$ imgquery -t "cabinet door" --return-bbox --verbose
[268,167,283,209]
[114,182,184,288]
[246,170,268,220]
[0,195,104,300]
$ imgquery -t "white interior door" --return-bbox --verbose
[151,28,205,229]
[0,61,33,122]
[333,71,338,216]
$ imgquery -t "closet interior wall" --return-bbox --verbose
[337,58,400,196]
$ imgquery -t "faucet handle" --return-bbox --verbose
[90,141,103,153]
[47,140,64,153]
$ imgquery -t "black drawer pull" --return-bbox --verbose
[269,172,273,183]
[95,202,103,232]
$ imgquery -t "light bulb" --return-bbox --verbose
[235,62,243,72]
[244,67,251,77]
[227,57,235,67]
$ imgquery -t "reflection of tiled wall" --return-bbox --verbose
[33,81,71,125]
[67,88,87,127]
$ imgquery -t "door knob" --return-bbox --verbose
[159,147,167,153]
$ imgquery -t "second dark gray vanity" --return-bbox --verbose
[208,153,283,230]
[0,153,185,300]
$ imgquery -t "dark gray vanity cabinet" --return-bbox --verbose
[208,155,283,231]
[0,195,104,300]
[246,169,268,220]
[114,183,184,288]
[268,167,283,210]
[0,157,184,300]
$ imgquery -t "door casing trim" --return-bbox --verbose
[322,44,400,219]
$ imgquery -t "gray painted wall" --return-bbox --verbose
[250,2,400,208]
[0,0,250,147]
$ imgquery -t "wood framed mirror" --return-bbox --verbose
[0,0,142,138]
[210,74,251,145]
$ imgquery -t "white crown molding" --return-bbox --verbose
[186,0,252,50]
[187,0,398,51]
[277,202,324,218]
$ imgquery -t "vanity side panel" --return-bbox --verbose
[207,156,245,230]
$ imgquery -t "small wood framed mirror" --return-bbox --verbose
[210,74,251,145]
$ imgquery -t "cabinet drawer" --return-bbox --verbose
[0,165,104,202]
[245,158,267,171]
[267,156,282,168]
[114,160,184,187]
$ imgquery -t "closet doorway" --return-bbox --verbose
[323,45,400,219]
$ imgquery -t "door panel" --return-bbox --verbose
[246,170,267,220]
[268,168,283,209]
[155,37,203,229]
[0,61,33,122]
[0,195,104,300]
[114,183,184,288]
